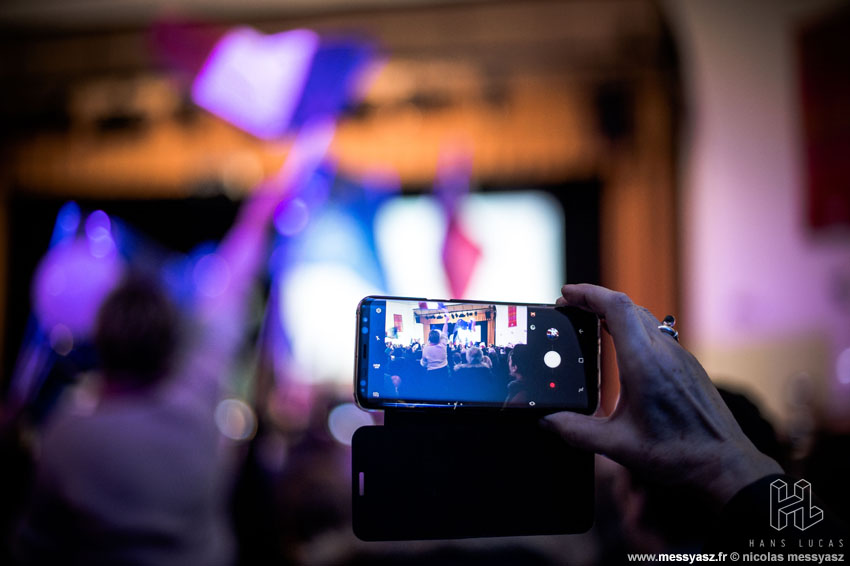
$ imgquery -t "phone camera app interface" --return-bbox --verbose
[361,299,593,411]
[544,350,562,368]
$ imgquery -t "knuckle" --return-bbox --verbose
[610,291,634,310]
[636,306,655,319]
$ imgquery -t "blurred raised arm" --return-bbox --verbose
[183,120,336,401]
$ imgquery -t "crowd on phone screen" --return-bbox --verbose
[382,340,515,402]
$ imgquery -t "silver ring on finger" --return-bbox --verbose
[658,315,679,342]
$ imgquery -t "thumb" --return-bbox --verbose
[542,411,611,455]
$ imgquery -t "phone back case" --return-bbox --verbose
[352,418,594,540]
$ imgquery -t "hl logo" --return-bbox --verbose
[769,479,824,531]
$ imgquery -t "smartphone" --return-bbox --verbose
[354,296,600,413]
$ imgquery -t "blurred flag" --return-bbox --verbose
[191,26,375,139]
[435,144,481,299]
[441,215,482,300]
[192,27,320,139]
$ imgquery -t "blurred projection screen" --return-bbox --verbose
[279,191,565,384]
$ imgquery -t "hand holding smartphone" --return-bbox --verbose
[352,295,599,540]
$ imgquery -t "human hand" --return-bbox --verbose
[544,284,782,507]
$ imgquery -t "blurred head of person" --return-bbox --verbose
[95,272,180,390]
[465,346,483,364]
[508,344,531,379]
[428,329,441,344]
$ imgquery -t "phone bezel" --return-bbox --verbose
[354,295,600,415]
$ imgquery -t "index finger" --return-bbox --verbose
[560,284,653,352]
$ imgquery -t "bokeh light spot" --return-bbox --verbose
[85,210,112,241]
[49,324,74,356]
[837,348,850,385]
[45,266,67,297]
[57,202,82,233]
[274,198,310,236]
[33,238,124,339]
[89,235,116,258]
[193,253,231,297]
[85,210,116,258]
[328,403,373,446]
[215,398,257,441]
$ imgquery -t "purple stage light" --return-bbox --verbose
[274,198,310,236]
[32,237,124,341]
[85,210,117,259]
[50,201,81,246]
[84,209,111,239]
[192,27,320,139]
[192,252,231,298]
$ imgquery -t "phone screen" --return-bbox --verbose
[355,296,599,413]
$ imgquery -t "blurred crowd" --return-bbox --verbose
[2,281,847,565]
